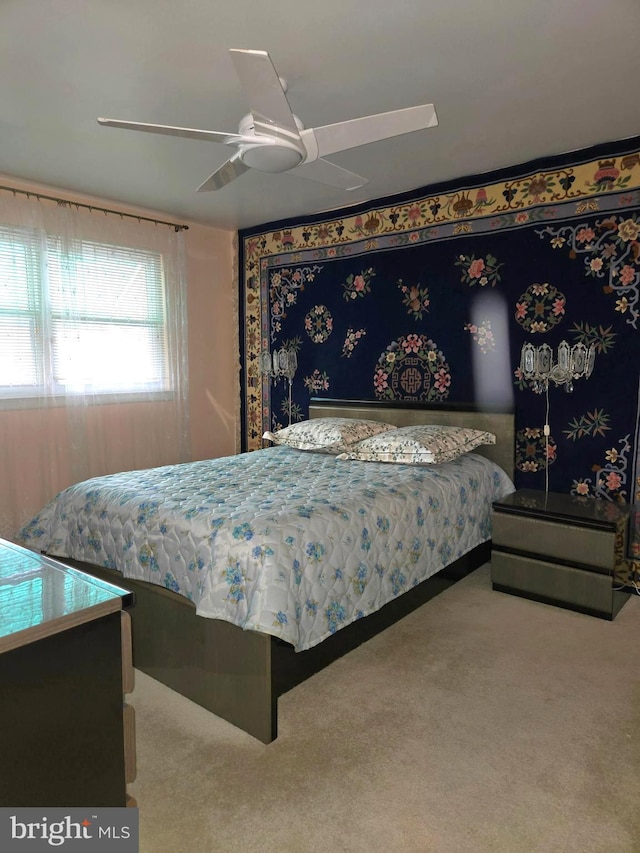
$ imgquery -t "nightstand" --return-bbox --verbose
[491,489,631,619]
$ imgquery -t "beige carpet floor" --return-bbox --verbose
[128,565,640,853]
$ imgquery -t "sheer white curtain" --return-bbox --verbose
[0,192,190,541]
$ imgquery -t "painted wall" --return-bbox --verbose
[0,174,237,538]
[185,225,239,459]
[238,138,640,525]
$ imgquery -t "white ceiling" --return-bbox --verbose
[2,0,639,232]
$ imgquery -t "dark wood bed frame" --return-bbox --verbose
[60,398,515,743]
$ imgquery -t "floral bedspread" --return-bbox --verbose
[19,447,514,651]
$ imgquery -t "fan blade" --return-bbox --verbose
[196,152,251,192]
[287,158,367,191]
[229,49,300,138]
[309,103,438,157]
[97,117,242,145]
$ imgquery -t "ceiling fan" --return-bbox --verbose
[97,48,438,193]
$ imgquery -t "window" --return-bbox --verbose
[0,225,170,399]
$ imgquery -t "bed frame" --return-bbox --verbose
[60,398,514,743]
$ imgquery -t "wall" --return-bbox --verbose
[185,225,239,459]
[0,174,237,539]
[238,137,640,523]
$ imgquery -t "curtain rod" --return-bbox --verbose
[0,184,189,232]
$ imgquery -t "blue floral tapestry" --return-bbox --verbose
[239,136,640,569]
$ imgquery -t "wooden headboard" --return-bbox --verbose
[308,398,515,480]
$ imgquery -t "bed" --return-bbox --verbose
[19,398,515,743]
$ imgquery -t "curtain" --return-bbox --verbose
[0,192,190,541]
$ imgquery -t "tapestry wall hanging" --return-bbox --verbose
[239,136,640,565]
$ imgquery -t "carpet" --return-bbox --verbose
[128,564,640,852]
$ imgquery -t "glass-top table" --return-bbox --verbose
[0,537,133,651]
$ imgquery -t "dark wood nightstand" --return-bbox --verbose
[491,489,631,620]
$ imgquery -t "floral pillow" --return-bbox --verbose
[335,424,496,464]
[263,417,397,454]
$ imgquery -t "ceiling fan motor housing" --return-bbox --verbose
[237,112,306,172]
[239,141,304,172]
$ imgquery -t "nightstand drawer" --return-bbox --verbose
[491,551,628,618]
[492,512,616,570]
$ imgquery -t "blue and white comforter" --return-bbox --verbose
[19,446,514,651]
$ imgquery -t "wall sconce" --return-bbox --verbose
[520,340,596,495]
[261,346,297,425]
[520,340,596,394]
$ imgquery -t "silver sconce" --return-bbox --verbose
[261,346,298,425]
[260,347,298,382]
[520,340,596,394]
[520,339,596,495]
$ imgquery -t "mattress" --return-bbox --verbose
[19,446,514,651]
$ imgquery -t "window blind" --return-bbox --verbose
[0,226,170,397]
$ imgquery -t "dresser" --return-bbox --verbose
[0,538,136,806]
[491,489,631,619]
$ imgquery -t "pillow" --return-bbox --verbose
[263,417,396,454]
[335,424,496,464]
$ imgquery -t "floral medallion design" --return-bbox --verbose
[373,334,451,401]
[514,282,566,332]
[342,267,375,301]
[515,427,557,473]
[464,318,496,353]
[455,253,504,288]
[536,214,640,328]
[304,305,333,343]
